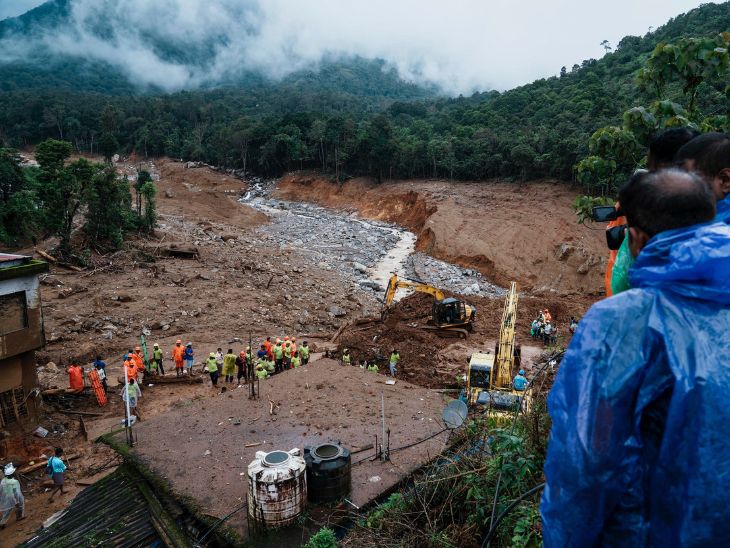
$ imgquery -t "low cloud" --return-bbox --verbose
[0,0,710,94]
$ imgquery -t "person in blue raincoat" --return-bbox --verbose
[676,132,730,224]
[541,169,730,546]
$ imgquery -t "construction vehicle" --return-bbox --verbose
[462,282,529,411]
[382,273,476,338]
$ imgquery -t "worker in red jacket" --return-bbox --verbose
[67,364,84,392]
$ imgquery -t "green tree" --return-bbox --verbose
[140,180,157,233]
[99,132,118,164]
[510,143,537,181]
[135,170,152,216]
[84,166,131,250]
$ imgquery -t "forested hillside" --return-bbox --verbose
[0,1,728,182]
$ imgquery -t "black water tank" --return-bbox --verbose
[304,442,351,503]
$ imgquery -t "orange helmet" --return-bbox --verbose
[284,336,289,341]
[275,338,281,344]
[240,351,245,356]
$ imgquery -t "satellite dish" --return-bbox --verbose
[442,399,468,429]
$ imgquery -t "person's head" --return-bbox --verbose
[95,362,102,369]
[260,344,265,349]
[153,343,159,348]
[130,378,136,385]
[3,463,15,477]
[285,341,290,347]
[55,447,63,456]
[217,347,222,352]
[186,342,192,347]
[246,346,251,352]
[284,336,289,341]
[176,339,182,346]
[228,348,233,354]
[240,350,245,357]
[519,369,525,376]
[292,337,296,342]
[619,169,716,258]
[647,127,700,170]
[294,351,298,357]
[266,336,271,342]
[675,132,730,200]
[303,341,308,346]
[209,352,215,358]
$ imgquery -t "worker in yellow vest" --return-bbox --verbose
[342,348,351,366]
[299,342,310,366]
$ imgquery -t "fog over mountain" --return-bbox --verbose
[0,0,710,93]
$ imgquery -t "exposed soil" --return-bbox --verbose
[0,160,600,544]
[276,174,607,294]
[130,358,450,540]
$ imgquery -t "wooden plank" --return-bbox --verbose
[18,453,80,474]
[58,410,104,417]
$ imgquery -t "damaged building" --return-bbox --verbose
[0,254,48,428]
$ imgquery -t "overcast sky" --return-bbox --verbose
[0,0,714,93]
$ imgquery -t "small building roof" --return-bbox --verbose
[0,254,30,269]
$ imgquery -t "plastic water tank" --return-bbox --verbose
[304,442,351,503]
[247,448,307,527]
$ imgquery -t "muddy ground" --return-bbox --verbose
[0,159,601,545]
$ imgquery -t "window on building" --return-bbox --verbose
[0,292,28,335]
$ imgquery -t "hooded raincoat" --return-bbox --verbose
[541,220,730,547]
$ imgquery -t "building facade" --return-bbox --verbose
[0,254,48,428]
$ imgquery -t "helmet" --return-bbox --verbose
[344,348,349,353]
[275,338,281,344]
[176,339,182,344]
[292,337,296,342]
[285,341,290,346]
[240,351,245,356]
[186,342,192,347]
[153,343,159,348]
[246,346,251,351]
[256,364,263,370]
[519,370,525,376]
[3,463,15,476]
[284,336,289,341]
[209,352,215,358]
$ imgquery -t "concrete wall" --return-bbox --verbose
[0,273,45,360]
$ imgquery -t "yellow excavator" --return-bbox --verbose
[382,273,476,338]
[463,282,529,411]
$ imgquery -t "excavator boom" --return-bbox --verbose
[490,282,518,390]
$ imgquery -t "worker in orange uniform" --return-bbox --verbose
[543,309,553,323]
[172,340,185,377]
[132,346,146,381]
[291,337,297,355]
[123,354,138,382]
[67,364,84,393]
[263,337,273,361]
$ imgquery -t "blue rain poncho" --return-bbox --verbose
[717,195,730,224]
[541,220,730,547]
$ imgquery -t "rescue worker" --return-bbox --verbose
[236,351,247,385]
[123,353,137,382]
[291,337,297,355]
[389,350,400,377]
[367,362,379,373]
[67,363,84,392]
[223,348,237,384]
[300,341,310,366]
[569,317,579,334]
[291,352,301,368]
[184,342,194,375]
[132,346,146,382]
[543,309,553,323]
[0,463,25,528]
[265,357,275,375]
[150,343,165,376]
[543,322,554,345]
[283,341,292,370]
[263,336,273,360]
[94,360,108,394]
[341,348,351,366]
[257,344,267,361]
[273,339,284,373]
[256,363,268,380]
[122,378,142,419]
[205,352,219,386]
[513,370,527,391]
[215,348,224,374]
[172,340,185,376]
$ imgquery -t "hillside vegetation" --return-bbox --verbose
[0,3,728,183]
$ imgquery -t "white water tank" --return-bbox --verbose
[247,448,307,527]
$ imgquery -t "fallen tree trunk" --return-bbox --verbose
[18,453,80,475]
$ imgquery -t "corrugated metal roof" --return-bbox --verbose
[21,465,182,547]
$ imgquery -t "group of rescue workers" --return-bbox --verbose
[340,348,401,376]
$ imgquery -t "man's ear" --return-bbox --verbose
[717,167,730,199]
[628,226,650,258]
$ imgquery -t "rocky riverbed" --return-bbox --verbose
[241,187,505,300]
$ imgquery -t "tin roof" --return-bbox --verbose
[21,465,186,547]
[0,254,30,269]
